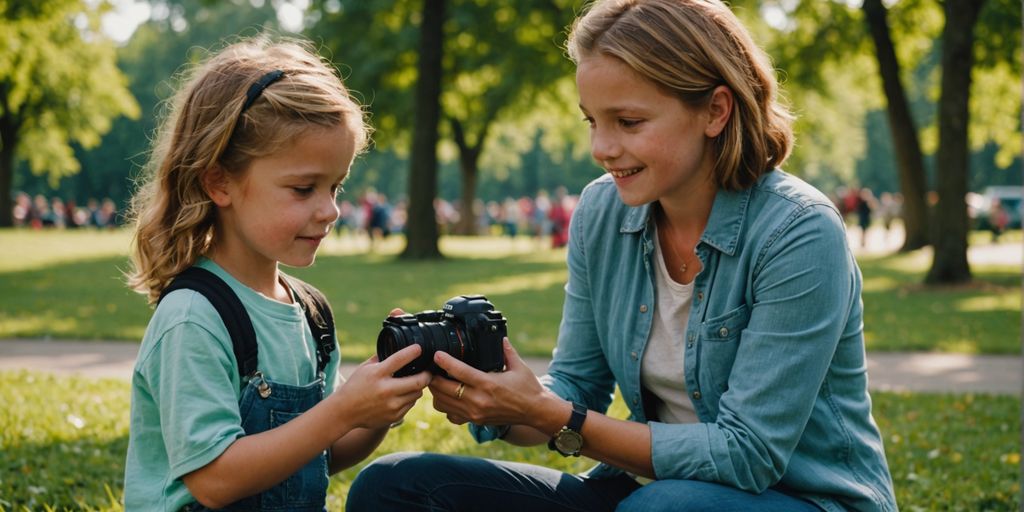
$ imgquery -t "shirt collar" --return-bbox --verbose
[619,186,751,257]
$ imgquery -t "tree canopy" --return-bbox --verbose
[0,0,139,226]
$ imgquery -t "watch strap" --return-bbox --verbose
[565,401,587,433]
[547,401,587,456]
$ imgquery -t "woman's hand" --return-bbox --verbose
[428,338,565,433]
[334,344,431,430]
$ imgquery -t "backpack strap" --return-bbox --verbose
[159,267,260,380]
[282,274,336,375]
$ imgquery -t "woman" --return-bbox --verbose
[347,1,897,510]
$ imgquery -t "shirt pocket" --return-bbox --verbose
[701,304,750,343]
[698,304,751,394]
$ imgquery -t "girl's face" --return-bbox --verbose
[213,124,354,278]
[576,53,717,207]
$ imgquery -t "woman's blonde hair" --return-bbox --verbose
[567,0,793,190]
[127,36,370,303]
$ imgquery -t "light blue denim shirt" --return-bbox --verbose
[474,170,897,511]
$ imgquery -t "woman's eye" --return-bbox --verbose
[619,118,642,128]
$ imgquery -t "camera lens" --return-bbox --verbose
[377,322,430,376]
[378,327,403,357]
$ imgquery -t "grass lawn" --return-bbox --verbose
[0,371,1018,511]
[0,228,1019,357]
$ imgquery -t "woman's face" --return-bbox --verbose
[576,53,717,208]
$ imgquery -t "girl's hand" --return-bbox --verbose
[335,344,431,429]
[428,338,556,430]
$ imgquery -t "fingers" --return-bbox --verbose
[427,379,463,403]
[388,308,406,317]
[500,338,521,371]
[392,369,432,393]
[378,344,423,374]
[433,350,484,386]
[446,414,468,425]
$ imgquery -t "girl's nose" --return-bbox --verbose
[318,194,340,224]
[590,128,621,163]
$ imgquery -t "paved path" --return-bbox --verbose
[0,339,1018,395]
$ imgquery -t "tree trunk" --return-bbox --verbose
[0,112,17,228]
[862,0,930,251]
[925,0,985,284]
[450,117,484,236]
[401,0,445,260]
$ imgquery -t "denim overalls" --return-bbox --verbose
[165,268,336,512]
[186,371,330,511]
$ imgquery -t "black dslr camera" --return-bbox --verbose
[377,295,508,377]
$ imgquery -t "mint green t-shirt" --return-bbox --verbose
[123,259,341,511]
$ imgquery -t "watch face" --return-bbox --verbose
[555,430,583,455]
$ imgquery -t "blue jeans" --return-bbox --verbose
[346,452,822,512]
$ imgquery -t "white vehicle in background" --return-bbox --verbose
[967,186,1022,230]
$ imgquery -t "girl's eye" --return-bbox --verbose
[619,118,642,128]
[582,116,595,127]
[332,185,346,198]
[293,187,314,196]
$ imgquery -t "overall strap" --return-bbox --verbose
[159,267,260,380]
[282,274,336,375]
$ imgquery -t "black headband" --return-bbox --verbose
[239,69,285,115]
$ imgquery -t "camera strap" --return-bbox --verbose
[160,267,336,383]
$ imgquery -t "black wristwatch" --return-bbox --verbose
[548,401,587,457]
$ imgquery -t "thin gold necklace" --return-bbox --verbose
[658,207,689,275]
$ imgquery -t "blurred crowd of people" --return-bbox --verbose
[830,186,903,248]
[11,192,120,230]
[332,186,579,250]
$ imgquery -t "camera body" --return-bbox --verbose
[377,295,507,377]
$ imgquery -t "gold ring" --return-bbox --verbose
[455,383,466,400]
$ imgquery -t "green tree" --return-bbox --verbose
[925,0,989,284]
[309,0,575,252]
[751,0,1020,285]
[404,0,445,259]
[0,0,139,227]
[70,0,283,211]
[862,0,930,251]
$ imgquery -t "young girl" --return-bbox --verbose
[348,1,897,511]
[123,37,431,511]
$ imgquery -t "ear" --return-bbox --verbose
[704,85,733,138]
[201,166,232,207]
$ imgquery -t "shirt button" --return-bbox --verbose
[719,327,729,338]
[697,291,704,301]
[639,304,648,313]
[631,351,638,360]
[633,397,640,405]
[687,342,694,349]
[688,332,695,342]
[692,391,702,400]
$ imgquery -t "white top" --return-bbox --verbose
[641,229,698,424]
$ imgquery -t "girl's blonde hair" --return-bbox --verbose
[567,0,793,190]
[127,36,370,303]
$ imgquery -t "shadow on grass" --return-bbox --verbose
[4,247,1019,356]
[0,253,570,359]
[0,256,150,342]
[858,253,1021,354]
